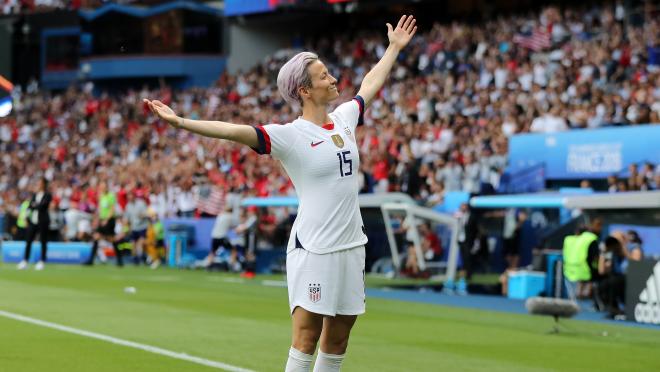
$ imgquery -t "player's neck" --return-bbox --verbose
[300,103,330,127]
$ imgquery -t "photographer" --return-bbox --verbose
[597,231,643,319]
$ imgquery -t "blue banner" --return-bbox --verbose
[1,241,92,264]
[224,0,275,16]
[498,163,546,194]
[509,126,660,180]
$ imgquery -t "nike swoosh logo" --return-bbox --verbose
[311,141,324,147]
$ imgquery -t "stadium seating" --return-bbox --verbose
[0,3,658,242]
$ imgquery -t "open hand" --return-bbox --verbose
[143,99,180,127]
[386,15,417,50]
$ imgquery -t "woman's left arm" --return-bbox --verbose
[357,15,417,108]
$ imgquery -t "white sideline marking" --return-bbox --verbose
[221,277,245,284]
[0,310,256,372]
[261,280,286,287]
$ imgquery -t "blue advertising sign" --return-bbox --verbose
[509,126,660,180]
[2,241,92,264]
[224,0,276,16]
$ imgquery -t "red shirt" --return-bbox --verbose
[426,232,442,255]
[116,187,128,210]
[86,188,98,209]
[373,160,389,181]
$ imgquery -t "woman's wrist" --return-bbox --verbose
[387,43,402,53]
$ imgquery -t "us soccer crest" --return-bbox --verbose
[331,134,344,148]
[344,127,351,137]
[309,283,321,303]
[344,127,355,143]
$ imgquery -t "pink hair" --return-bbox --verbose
[277,51,318,106]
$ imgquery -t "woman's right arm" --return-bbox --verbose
[144,99,259,149]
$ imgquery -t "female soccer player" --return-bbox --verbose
[145,15,416,371]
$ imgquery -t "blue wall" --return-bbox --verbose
[162,217,216,256]
[224,0,275,16]
[609,224,660,259]
[509,126,660,180]
[83,55,226,88]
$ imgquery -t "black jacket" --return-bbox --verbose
[27,191,52,228]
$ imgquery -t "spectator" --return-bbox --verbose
[530,106,568,133]
[47,198,63,242]
[597,231,643,319]
[607,175,619,193]
[145,210,165,269]
[236,207,259,278]
[125,191,149,264]
[176,179,196,217]
[403,222,441,278]
[627,163,640,190]
[85,181,123,266]
[639,162,655,190]
[15,196,30,240]
[206,204,236,268]
[502,209,526,270]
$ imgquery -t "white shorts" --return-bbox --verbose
[286,245,366,317]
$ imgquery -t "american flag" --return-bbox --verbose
[513,28,551,52]
[195,185,225,216]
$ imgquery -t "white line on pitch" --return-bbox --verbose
[221,277,246,283]
[0,310,256,372]
[261,280,287,287]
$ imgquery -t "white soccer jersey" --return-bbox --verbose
[252,96,368,254]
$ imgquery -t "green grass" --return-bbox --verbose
[1,263,659,371]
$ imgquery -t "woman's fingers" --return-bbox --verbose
[397,15,406,29]
[143,99,157,116]
[144,98,175,124]
[407,18,416,33]
[403,15,413,30]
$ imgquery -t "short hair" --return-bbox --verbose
[628,230,643,245]
[277,51,319,106]
[604,236,621,250]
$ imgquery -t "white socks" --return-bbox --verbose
[285,347,313,372]
[285,347,346,372]
[312,350,345,372]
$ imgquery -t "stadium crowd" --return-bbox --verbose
[1,4,659,248]
[1,0,131,14]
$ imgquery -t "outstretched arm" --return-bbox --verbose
[357,15,417,108]
[143,99,259,149]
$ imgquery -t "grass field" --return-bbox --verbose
[1,263,659,372]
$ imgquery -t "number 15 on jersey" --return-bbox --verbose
[337,150,352,177]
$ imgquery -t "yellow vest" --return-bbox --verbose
[17,200,29,229]
[563,231,598,282]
